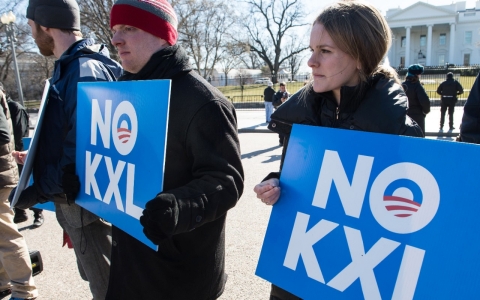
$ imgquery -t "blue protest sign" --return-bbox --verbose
[76,80,170,250]
[256,124,480,299]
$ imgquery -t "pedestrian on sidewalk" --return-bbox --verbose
[11,0,123,299]
[106,0,244,299]
[264,81,275,123]
[0,83,44,227]
[437,72,463,131]
[272,82,290,146]
[254,2,423,299]
[0,87,37,300]
[402,64,430,135]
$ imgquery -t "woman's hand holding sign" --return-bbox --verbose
[254,178,281,206]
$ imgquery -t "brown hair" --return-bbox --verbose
[313,0,398,83]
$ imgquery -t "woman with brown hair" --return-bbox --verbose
[253,1,423,299]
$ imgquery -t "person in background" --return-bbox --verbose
[254,1,422,299]
[11,0,123,299]
[272,82,290,146]
[0,83,44,227]
[437,72,464,131]
[0,88,37,300]
[264,81,275,123]
[402,64,430,135]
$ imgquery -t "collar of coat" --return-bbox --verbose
[119,44,193,82]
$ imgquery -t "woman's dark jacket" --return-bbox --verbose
[106,45,244,300]
[269,75,423,163]
[459,72,480,143]
[266,75,423,300]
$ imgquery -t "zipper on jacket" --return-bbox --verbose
[336,107,339,120]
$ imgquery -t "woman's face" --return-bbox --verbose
[308,23,360,103]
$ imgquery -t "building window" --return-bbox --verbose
[420,35,426,47]
[465,31,472,44]
[401,36,406,48]
[464,53,471,66]
[439,34,446,45]
[400,56,405,68]
[439,54,445,66]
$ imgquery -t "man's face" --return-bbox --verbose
[28,19,54,56]
[280,85,286,92]
[111,25,169,74]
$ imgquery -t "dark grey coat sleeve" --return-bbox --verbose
[459,73,480,143]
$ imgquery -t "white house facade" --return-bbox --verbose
[386,1,480,68]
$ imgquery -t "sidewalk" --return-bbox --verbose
[29,107,464,137]
[237,107,464,137]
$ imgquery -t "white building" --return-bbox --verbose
[386,1,480,68]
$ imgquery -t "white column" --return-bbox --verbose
[405,26,411,67]
[426,24,433,66]
[449,23,456,64]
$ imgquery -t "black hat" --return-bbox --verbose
[407,64,424,77]
[27,0,80,31]
[447,72,453,79]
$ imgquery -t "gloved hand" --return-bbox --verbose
[10,185,48,210]
[140,193,178,245]
[62,163,80,204]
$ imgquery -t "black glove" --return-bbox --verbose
[62,163,80,204]
[11,185,48,210]
[139,193,178,245]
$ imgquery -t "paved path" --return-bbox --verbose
[19,133,279,299]
[236,107,465,137]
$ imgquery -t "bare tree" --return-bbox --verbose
[174,0,236,78]
[79,0,117,59]
[239,46,263,69]
[0,3,39,101]
[241,0,308,82]
[284,35,307,81]
[218,42,244,86]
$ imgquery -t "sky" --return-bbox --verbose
[296,0,477,72]
[304,0,477,20]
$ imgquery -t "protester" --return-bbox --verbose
[0,83,45,227]
[106,0,244,299]
[437,72,464,130]
[0,88,38,300]
[458,72,480,143]
[264,81,275,123]
[11,0,123,299]
[272,82,290,146]
[402,64,430,135]
[253,1,423,299]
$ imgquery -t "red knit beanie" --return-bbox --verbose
[110,0,178,46]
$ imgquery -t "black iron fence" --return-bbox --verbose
[218,66,480,110]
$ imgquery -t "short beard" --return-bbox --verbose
[35,23,54,56]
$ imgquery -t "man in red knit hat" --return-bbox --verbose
[106,0,244,299]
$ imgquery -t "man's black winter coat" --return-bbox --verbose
[106,45,244,300]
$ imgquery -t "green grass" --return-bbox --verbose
[217,82,306,101]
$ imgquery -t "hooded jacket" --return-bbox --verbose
[34,38,122,226]
[106,45,244,300]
